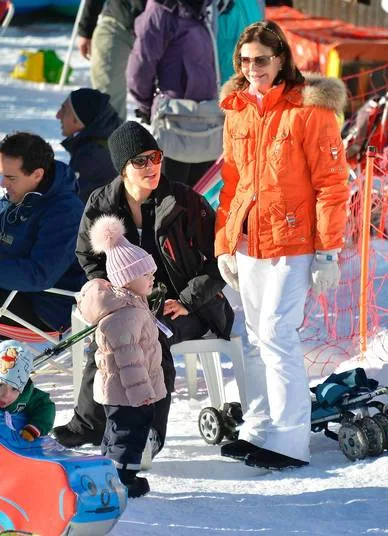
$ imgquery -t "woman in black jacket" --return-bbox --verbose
[53,121,234,452]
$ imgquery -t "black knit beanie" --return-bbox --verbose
[70,88,110,126]
[108,121,160,174]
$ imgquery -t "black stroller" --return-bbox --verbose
[310,368,388,461]
[198,368,388,462]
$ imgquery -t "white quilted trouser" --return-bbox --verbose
[236,236,312,462]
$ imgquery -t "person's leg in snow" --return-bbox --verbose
[102,404,153,498]
[52,340,106,447]
[221,236,312,469]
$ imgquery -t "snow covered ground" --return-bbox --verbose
[0,20,387,536]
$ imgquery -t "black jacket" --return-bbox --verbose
[61,103,122,204]
[78,0,147,38]
[76,175,234,339]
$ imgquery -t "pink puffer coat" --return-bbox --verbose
[77,279,167,407]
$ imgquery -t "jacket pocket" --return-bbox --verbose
[231,127,255,165]
[269,199,312,246]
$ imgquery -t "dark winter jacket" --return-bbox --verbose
[127,0,218,115]
[61,102,122,203]
[0,161,86,330]
[5,378,56,436]
[78,0,147,39]
[76,175,234,339]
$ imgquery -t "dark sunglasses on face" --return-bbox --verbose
[239,55,277,68]
[130,150,164,169]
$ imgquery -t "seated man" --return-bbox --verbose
[0,132,86,333]
[57,87,122,204]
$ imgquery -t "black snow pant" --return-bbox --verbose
[102,404,155,470]
[68,312,208,447]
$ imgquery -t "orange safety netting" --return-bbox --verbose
[301,163,387,379]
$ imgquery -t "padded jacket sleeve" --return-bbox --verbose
[302,107,349,251]
[215,113,241,256]
[76,193,108,281]
[127,4,175,112]
[176,188,226,311]
[78,0,105,38]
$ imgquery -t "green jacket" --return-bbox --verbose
[6,379,55,436]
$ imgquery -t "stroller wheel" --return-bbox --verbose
[338,423,369,461]
[198,407,225,445]
[372,413,388,450]
[359,416,385,457]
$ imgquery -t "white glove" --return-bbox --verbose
[218,253,239,292]
[311,250,341,295]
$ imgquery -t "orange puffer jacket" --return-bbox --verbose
[215,75,350,259]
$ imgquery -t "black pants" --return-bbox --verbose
[69,312,208,446]
[162,157,214,189]
[102,404,154,469]
[0,289,50,331]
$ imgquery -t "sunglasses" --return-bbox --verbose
[239,55,277,68]
[130,150,163,169]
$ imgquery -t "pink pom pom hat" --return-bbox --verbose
[89,215,157,287]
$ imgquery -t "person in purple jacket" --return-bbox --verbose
[127,0,218,188]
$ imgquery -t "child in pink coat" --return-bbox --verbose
[77,215,167,498]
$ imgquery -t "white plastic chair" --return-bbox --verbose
[70,305,88,402]
[171,334,247,412]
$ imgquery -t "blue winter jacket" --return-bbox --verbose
[61,102,122,204]
[0,160,86,330]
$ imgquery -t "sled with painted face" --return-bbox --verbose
[0,413,127,536]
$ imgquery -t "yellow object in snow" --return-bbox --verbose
[11,50,45,83]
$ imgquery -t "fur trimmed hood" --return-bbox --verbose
[220,72,347,116]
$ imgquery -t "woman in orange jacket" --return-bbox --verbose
[215,21,349,469]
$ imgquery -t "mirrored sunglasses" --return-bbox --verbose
[130,151,163,169]
[239,55,277,68]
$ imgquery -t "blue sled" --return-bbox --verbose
[0,412,127,535]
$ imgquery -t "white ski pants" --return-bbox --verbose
[236,236,312,462]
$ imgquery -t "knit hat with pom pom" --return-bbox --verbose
[90,215,157,287]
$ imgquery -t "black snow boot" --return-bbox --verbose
[245,447,309,469]
[52,424,103,448]
[118,468,150,498]
[220,439,262,460]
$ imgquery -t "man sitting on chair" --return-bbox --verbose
[0,132,86,334]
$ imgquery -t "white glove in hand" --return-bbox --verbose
[311,250,341,295]
[218,253,239,292]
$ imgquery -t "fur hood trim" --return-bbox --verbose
[220,72,347,115]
